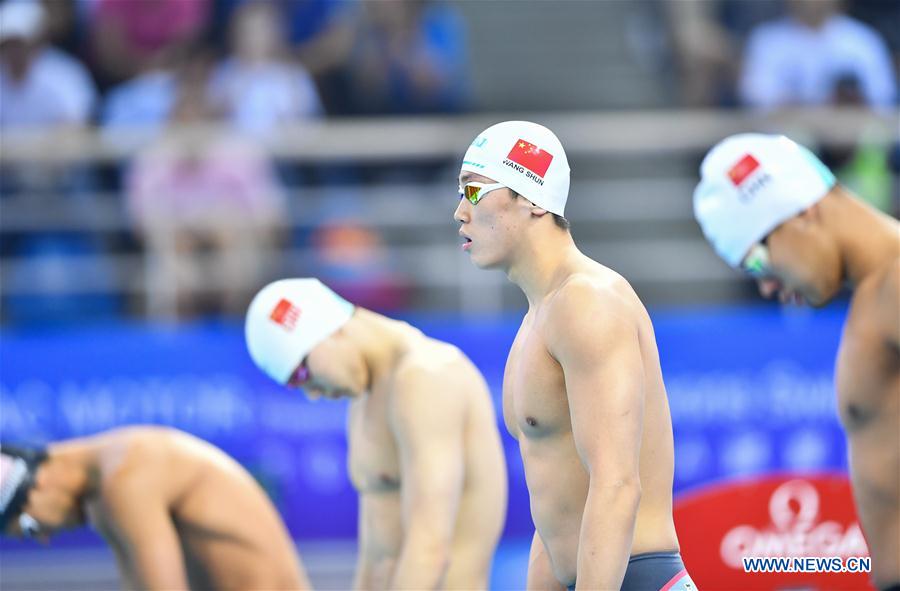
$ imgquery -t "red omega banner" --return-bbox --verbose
[674,474,873,590]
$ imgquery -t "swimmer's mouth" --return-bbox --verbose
[779,290,806,306]
[460,233,472,251]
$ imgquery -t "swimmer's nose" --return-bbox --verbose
[454,199,470,224]
[758,278,780,299]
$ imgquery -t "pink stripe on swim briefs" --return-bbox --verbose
[660,568,688,591]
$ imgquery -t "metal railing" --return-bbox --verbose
[1,108,896,318]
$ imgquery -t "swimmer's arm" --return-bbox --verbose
[878,260,900,350]
[548,283,643,591]
[388,366,466,589]
[98,477,189,590]
[353,496,376,591]
[527,531,566,591]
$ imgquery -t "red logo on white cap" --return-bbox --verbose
[507,139,553,177]
[270,299,301,331]
[728,154,760,186]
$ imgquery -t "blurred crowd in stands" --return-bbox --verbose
[665,0,899,214]
[0,0,897,325]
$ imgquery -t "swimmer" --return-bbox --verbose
[245,278,507,590]
[694,133,900,590]
[1,426,309,590]
[453,121,692,590]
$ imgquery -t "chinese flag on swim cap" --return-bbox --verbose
[728,154,760,186]
[507,139,554,177]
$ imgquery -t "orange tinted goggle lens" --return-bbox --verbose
[463,185,482,204]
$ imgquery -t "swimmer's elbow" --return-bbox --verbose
[590,475,642,504]
[620,479,642,504]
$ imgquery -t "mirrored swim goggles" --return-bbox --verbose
[287,361,311,387]
[458,182,508,205]
[741,242,772,278]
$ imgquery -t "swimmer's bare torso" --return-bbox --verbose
[346,332,506,590]
[504,258,680,587]
[76,427,307,590]
[835,259,900,588]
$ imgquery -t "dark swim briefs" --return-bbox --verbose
[568,551,696,591]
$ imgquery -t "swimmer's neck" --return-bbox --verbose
[343,308,421,391]
[823,187,900,288]
[39,441,102,510]
[506,229,582,307]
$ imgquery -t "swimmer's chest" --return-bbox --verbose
[347,389,401,493]
[835,295,900,432]
[503,315,570,438]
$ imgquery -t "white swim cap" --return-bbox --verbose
[461,121,570,216]
[0,0,44,42]
[245,278,354,384]
[693,133,836,268]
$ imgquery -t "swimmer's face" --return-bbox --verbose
[454,171,530,269]
[744,210,842,307]
[4,470,86,541]
[289,330,367,401]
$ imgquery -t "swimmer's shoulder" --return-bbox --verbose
[548,267,639,323]
[874,257,900,346]
[405,330,478,377]
[389,342,478,415]
[94,427,201,502]
[853,256,900,346]
[540,270,641,355]
[394,342,463,388]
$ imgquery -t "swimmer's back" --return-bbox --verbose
[88,426,308,590]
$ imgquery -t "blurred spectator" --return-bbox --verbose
[330,0,469,115]
[739,0,897,110]
[89,0,210,88]
[307,221,409,312]
[664,1,740,106]
[100,62,178,139]
[100,42,208,143]
[126,62,286,320]
[213,0,358,79]
[846,0,900,79]
[39,0,80,55]
[0,1,95,130]
[818,74,895,214]
[0,0,97,195]
[210,1,322,137]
